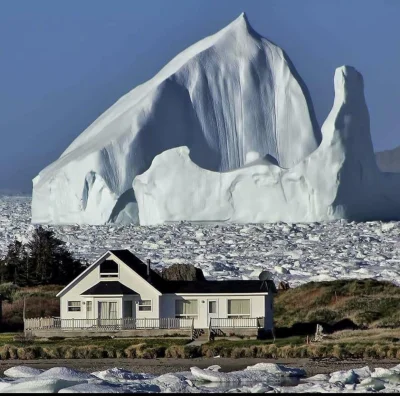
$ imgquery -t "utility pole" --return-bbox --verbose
[0,294,2,326]
[23,297,26,321]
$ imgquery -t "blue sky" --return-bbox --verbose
[1,0,399,191]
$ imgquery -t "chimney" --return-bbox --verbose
[146,259,151,279]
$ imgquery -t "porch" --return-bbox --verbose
[24,316,266,339]
[24,317,195,338]
[24,317,194,331]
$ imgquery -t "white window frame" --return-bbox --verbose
[175,299,199,318]
[227,298,251,318]
[99,259,119,279]
[67,301,81,312]
[86,300,92,322]
[138,299,152,312]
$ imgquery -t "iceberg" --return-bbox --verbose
[31,12,320,225]
[134,66,400,224]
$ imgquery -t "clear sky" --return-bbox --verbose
[1,0,399,192]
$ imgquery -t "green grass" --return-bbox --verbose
[0,336,191,360]
[0,336,189,349]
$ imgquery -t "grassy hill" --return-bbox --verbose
[274,279,400,329]
[0,284,62,331]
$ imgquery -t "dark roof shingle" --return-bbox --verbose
[156,279,276,294]
[81,281,138,295]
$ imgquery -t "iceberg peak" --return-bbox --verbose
[224,12,258,37]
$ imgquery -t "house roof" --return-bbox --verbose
[156,279,277,294]
[81,281,138,296]
[58,249,276,298]
[110,250,276,294]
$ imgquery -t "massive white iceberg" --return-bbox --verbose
[32,13,400,226]
[134,66,400,224]
[31,13,321,225]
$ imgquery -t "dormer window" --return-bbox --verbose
[100,259,119,278]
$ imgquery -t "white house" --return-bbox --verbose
[25,250,276,338]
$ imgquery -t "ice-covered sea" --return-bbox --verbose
[2,196,400,287]
[1,362,400,393]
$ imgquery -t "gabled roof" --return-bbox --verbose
[57,249,276,297]
[81,281,138,296]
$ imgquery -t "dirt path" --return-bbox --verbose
[1,357,399,377]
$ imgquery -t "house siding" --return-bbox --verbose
[160,294,268,329]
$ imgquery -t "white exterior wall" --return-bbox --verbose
[160,293,268,329]
[60,254,160,320]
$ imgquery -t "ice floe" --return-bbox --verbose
[1,363,400,393]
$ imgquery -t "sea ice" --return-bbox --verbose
[91,368,155,383]
[4,196,400,288]
[1,363,400,393]
[3,366,44,378]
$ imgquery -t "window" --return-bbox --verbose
[138,300,152,311]
[100,260,119,278]
[208,301,217,314]
[227,299,250,317]
[86,301,92,321]
[68,301,81,312]
[175,300,198,318]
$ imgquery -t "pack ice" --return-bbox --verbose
[31,13,321,225]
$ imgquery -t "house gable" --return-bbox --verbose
[57,250,161,298]
[56,251,111,297]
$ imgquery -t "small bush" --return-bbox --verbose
[16,346,41,360]
[231,347,246,359]
[64,347,78,359]
[7,345,18,359]
[115,349,126,358]
[165,345,185,358]
[125,343,146,359]
[0,283,19,301]
[141,346,165,359]
[0,345,13,359]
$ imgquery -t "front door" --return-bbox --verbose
[207,300,218,327]
[123,300,133,318]
[122,300,135,329]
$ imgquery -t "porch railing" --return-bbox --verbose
[210,317,264,329]
[24,317,194,331]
